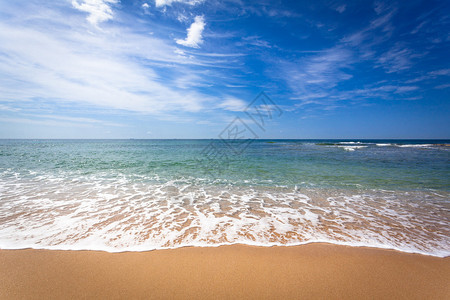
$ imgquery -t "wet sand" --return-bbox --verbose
[0,243,449,299]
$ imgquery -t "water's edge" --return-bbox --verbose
[1,241,448,258]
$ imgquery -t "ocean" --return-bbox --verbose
[0,139,449,256]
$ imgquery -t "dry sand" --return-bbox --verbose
[0,243,449,299]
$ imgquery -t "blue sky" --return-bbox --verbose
[0,0,449,139]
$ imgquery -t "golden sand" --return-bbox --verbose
[0,243,449,299]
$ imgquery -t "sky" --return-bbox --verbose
[0,0,449,139]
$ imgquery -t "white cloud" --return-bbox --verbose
[176,16,205,48]
[377,45,414,73]
[241,36,271,48]
[218,97,247,111]
[335,5,346,13]
[435,83,450,89]
[30,114,126,127]
[177,13,189,23]
[0,104,20,112]
[428,69,450,76]
[154,0,203,8]
[0,1,244,120]
[410,21,427,34]
[0,0,251,132]
[0,117,101,128]
[404,69,450,84]
[141,3,152,14]
[0,20,211,116]
[174,48,185,55]
[0,0,248,124]
[394,86,419,93]
[373,1,387,14]
[286,47,353,92]
[341,6,397,50]
[72,0,118,26]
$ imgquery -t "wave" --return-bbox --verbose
[338,141,363,144]
[1,240,448,258]
[337,145,368,151]
[0,173,448,257]
[397,144,434,148]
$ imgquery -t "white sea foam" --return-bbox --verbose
[337,145,368,151]
[397,144,433,148]
[0,171,449,257]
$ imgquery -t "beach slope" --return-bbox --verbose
[0,243,449,299]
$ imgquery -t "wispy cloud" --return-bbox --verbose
[283,46,353,93]
[30,114,126,127]
[404,68,450,84]
[0,0,448,138]
[0,117,102,128]
[410,21,427,34]
[428,69,450,76]
[272,1,441,113]
[0,104,20,112]
[0,22,207,114]
[155,0,204,8]
[334,4,346,13]
[238,2,300,18]
[377,44,415,73]
[142,2,151,14]
[0,2,246,124]
[341,3,397,52]
[394,86,419,93]
[176,16,206,48]
[435,83,450,89]
[217,97,247,111]
[240,36,272,48]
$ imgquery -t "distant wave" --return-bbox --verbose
[337,145,368,151]
[338,141,364,144]
[316,142,450,149]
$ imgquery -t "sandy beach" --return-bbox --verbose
[0,243,448,299]
[2,0,450,297]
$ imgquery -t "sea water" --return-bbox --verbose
[0,139,448,256]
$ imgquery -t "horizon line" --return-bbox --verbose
[1,138,449,141]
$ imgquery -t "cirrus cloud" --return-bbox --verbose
[155,0,204,8]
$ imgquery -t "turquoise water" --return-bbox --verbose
[0,139,449,256]
[1,139,449,190]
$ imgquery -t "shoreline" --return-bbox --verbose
[1,243,449,299]
[0,240,448,258]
